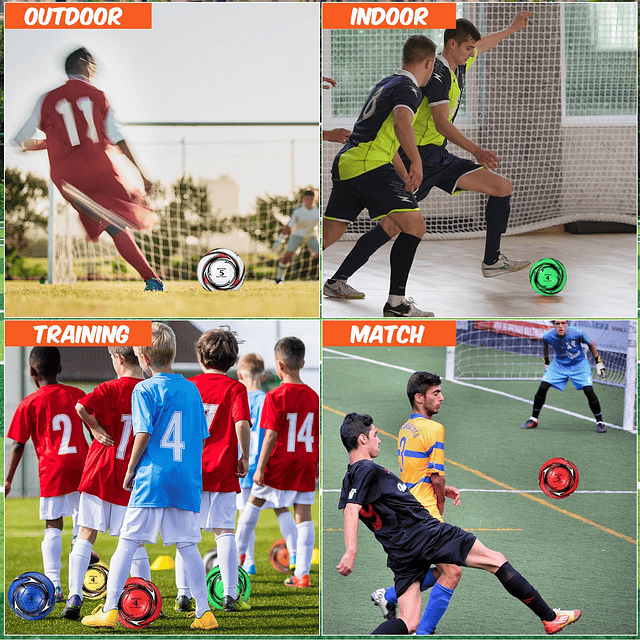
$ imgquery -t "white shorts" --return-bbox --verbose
[236,486,275,511]
[40,492,80,521]
[77,493,127,536]
[200,492,237,531]
[250,484,316,509]
[120,507,202,546]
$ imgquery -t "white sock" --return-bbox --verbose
[68,537,93,600]
[42,528,63,587]
[277,262,287,280]
[104,537,139,612]
[215,533,238,599]
[295,521,315,578]
[245,528,256,566]
[387,294,404,306]
[236,502,261,556]
[277,510,297,564]
[174,547,192,599]
[176,542,210,618]
[131,545,151,581]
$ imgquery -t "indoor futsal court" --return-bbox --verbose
[321,341,636,636]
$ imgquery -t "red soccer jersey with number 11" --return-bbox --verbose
[7,383,88,498]
[76,376,143,507]
[261,383,319,493]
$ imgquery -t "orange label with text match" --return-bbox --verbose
[5,3,152,29]
[6,321,152,347]
[323,3,456,30]
[323,320,456,347]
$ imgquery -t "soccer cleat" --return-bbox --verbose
[90,550,100,565]
[175,595,195,613]
[482,254,531,278]
[371,588,397,621]
[521,419,538,429]
[383,298,434,318]
[144,278,165,292]
[243,564,256,576]
[62,594,83,620]
[222,595,251,611]
[188,610,219,630]
[81,606,119,628]
[542,609,581,634]
[274,278,283,285]
[323,279,365,300]
[55,585,65,603]
[284,574,311,588]
[596,422,606,433]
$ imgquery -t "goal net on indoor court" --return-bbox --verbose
[49,123,319,284]
[445,320,637,431]
[322,2,636,240]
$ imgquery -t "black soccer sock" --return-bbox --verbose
[583,386,603,420]
[332,225,392,281]
[371,619,410,635]
[495,562,556,622]
[389,233,421,297]
[532,382,551,419]
[483,196,511,264]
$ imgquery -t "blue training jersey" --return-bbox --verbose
[543,327,591,366]
[130,373,208,512]
[240,389,267,489]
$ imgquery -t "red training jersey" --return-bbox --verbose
[261,383,319,492]
[76,376,143,507]
[7,383,89,498]
[189,373,251,493]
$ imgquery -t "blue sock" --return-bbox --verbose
[416,583,454,635]
[384,568,438,606]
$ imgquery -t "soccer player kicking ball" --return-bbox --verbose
[12,47,164,292]
[62,347,149,620]
[174,327,252,613]
[521,320,608,433]
[337,413,581,636]
[81,323,217,630]
[236,337,319,588]
[5,347,89,604]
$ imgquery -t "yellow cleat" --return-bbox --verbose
[188,610,219,630]
[81,606,118,628]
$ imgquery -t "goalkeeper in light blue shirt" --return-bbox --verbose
[81,322,218,631]
[521,320,607,433]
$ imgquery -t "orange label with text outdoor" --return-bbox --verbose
[322,3,456,30]
[323,321,456,347]
[6,321,152,347]
[5,3,152,29]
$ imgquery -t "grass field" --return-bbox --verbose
[5,281,319,318]
[5,496,319,635]
[322,346,637,637]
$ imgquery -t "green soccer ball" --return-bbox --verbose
[529,258,567,296]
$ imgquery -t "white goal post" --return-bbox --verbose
[445,320,637,432]
[322,3,637,241]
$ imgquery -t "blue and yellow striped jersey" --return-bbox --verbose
[397,413,445,521]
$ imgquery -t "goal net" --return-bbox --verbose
[445,320,637,431]
[50,124,319,284]
[322,2,637,240]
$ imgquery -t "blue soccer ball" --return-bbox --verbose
[8,572,56,621]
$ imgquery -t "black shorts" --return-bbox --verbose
[392,521,477,599]
[325,164,419,223]
[400,144,481,202]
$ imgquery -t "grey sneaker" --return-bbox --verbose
[383,298,434,317]
[371,588,397,621]
[596,422,607,433]
[323,279,365,299]
[482,254,531,278]
[521,419,538,429]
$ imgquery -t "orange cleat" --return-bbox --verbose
[284,574,310,588]
[543,609,581,634]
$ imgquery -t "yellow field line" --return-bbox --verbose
[323,404,637,546]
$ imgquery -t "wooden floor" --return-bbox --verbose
[321,230,637,319]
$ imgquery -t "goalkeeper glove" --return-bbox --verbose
[543,356,550,372]
[595,356,606,378]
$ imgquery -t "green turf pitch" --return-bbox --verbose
[322,346,636,636]
[5,497,319,635]
[5,280,319,318]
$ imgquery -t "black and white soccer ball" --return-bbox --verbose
[8,572,56,621]
[197,249,246,292]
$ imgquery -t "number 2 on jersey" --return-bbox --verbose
[52,413,78,455]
